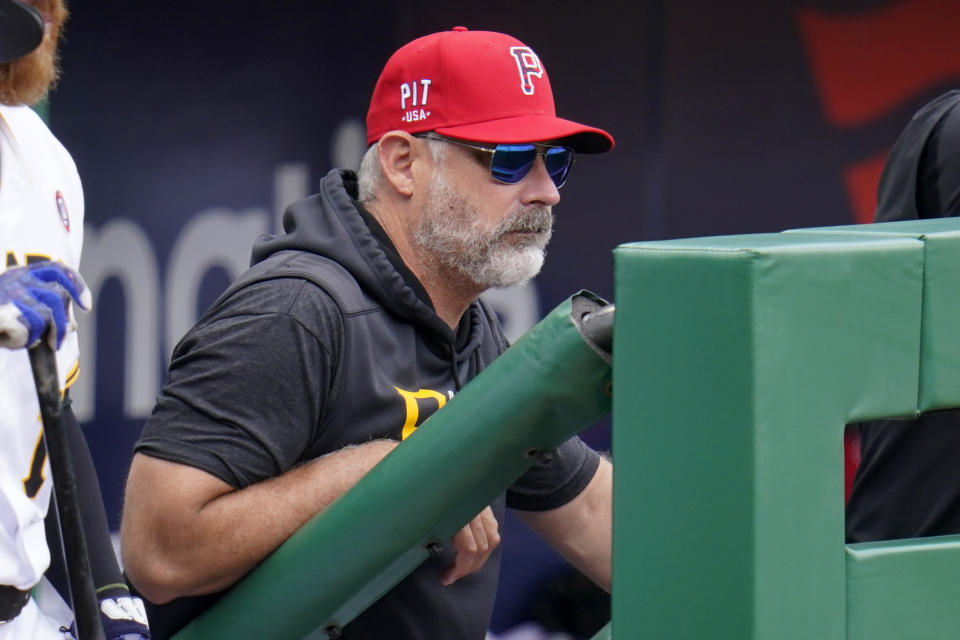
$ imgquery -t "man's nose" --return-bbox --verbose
[520,156,561,207]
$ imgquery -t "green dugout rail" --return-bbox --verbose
[613,217,960,639]
[172,293,613,640]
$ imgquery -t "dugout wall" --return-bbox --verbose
[613,217,960,639]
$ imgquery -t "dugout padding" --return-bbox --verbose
[784,218,960,413]
[612,219,960,639]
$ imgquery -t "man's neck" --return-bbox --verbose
[416,269,482,329]
[365,200,481,329]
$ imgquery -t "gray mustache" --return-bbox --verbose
[500,208,554,235]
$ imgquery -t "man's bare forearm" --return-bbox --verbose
[121,439,397,604]
[517,457,612,591]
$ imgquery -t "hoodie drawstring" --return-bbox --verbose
[451,345,465,391]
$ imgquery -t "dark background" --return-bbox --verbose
[46,0,960,633]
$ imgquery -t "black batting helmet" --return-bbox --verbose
[0,0,44,63]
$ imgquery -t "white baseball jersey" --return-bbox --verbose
[0,104,84,591]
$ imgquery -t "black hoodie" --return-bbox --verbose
[846,91,960,543]
[135,169,599,639]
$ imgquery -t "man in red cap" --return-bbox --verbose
[122,28,614,640]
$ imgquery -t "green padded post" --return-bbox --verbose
[846,534,960,639]
[786,218,960,412]
[783,218,960,639]
[173,294,612,640]
[613,232,923,639]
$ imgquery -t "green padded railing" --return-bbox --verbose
[173,293,612,640]
[613,218,960,639]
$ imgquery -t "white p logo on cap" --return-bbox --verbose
[509,46,544,96]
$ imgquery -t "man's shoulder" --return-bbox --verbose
[201,252,361,335]
[0,104,80,183]
[248,251,353,285]
[228,251,373,314]
[0,104,67,152]
[212,274,341,324]
[0,104,47,130]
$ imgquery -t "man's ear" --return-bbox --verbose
[377,131,425,197]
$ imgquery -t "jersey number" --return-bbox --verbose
[5,252,53,268]
[23,432,47,498]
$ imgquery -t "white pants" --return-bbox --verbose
[0,579,74,640]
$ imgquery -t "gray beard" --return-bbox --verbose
[413,173,553,289]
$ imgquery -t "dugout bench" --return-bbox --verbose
[172,217,960,639]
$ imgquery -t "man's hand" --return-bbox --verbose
[441,506,500,586]
[0,261,91,350]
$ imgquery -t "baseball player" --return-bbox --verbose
[0,1,149,638]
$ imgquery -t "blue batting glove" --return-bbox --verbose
[0,261,91,351]
[98,594,150,640]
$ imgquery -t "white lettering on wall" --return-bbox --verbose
[74,220,161,421]
[274,163,310,235]
[164,207,270,359]
[331,118,366,170]
[480,283,539,344]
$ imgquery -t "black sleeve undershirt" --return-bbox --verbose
[507,436,601,512]
[45,393,130,600]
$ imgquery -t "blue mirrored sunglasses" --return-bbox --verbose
[417,133,575,188]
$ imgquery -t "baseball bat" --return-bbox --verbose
[28,342,105,640]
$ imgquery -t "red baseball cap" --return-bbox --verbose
[365,27,614,153]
